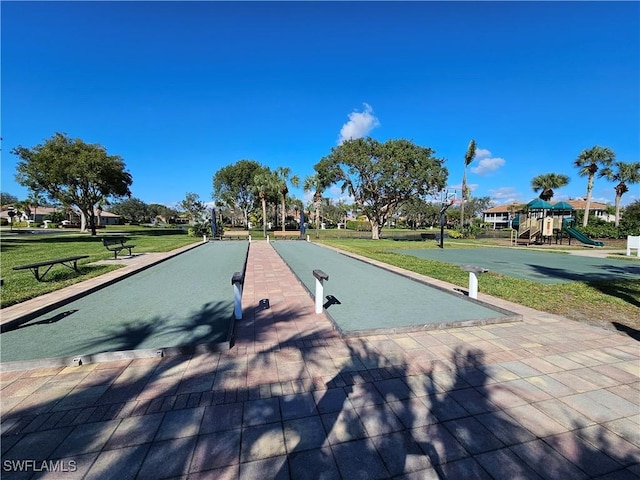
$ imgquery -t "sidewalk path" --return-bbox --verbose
[1,241,638,479]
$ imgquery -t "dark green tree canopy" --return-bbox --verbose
[0,192,19,206]
[148,203,180,222]
[314,137,448,239]
[12,132,132,234]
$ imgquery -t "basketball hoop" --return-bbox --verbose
[439,189,458,213]
[439,188,458,205]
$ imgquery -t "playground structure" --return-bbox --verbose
[511,200,604,247]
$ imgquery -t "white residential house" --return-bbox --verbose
[482,202,523,229]
[0,205,122,226]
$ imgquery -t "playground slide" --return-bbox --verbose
[565,227,604,247]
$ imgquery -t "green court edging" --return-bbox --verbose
[271,241,522,338]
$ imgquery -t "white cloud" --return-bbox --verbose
[337,103,380,145]
[475,148,492,158]
[489,187,520,204]
[470,148,506,175]
[451,183,478,194]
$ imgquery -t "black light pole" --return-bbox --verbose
[439,196,455,249]
[439,203,447,249]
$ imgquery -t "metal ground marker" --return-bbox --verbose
[313,269,329,314]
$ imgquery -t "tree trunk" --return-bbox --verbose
[79,210,87,232]
[261,198,267,237]
[90,213,97,235]
[583,174,594,227]
[281,197,286,232]
[460,173,466,230]
[614,193,621,227]
[370,220,380,240]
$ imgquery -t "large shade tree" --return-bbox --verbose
[574,146,615,227]
[110,197,150,223]
[148,203,180,223]
[531,173,570,201]
[599,161,640,227]
[213,159,263,227]
[179,192,206,221]
[13,132,132,235]
[314,137,448,239]
[397,198,440,229]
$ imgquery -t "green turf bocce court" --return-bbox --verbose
[2,240,639,370]
[1,242,249,367]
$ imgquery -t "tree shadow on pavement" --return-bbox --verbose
[2,307,639,479]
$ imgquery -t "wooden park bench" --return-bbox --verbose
[221,230,251,240]
[272,231,302,240]
[102,236,136,259]
[12,255,90,282]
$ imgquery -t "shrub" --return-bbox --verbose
[346,220,371,231]
[581,223,620,239]
[188,211,215,237]
[447,229,463,239]
[620,200,640,235]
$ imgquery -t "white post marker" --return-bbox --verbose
[460,264,488,300]
[231,272,244,320]
[313,269,329,314]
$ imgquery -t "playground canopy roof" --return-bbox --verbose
[552,201,574,211]
[527,198,553,210]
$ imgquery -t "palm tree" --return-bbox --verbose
[460,139,476,230]
[531,173,570,202]
[574,146,615,227]
[598,161,640,227]
[27,189,44,223]
[251,170,279,237]
[275,167,300,232]
[303,174,326,239]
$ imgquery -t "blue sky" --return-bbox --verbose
[2,1,639,210]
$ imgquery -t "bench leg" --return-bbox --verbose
[30,267,43,282]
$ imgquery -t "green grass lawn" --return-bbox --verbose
[1,226,200,308]
[318,238,640,332]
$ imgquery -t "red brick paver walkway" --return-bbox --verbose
[1,241,638,479]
